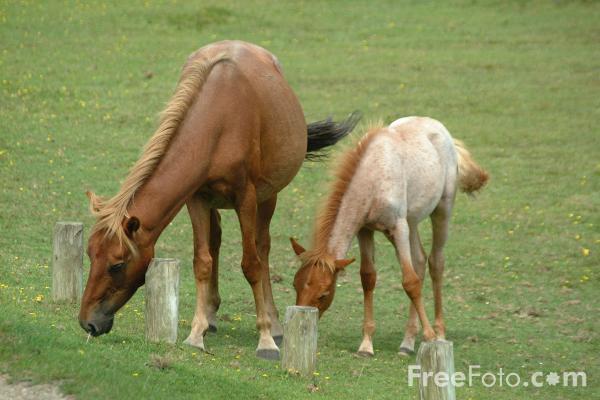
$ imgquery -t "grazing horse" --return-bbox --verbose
[78,40,359,360]
[290,116,488,356]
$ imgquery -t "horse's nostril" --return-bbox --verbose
[87,323,97,335]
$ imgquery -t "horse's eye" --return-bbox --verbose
[109,263,126,274]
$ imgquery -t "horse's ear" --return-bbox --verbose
[334,258,355,270]
[86,191,102,213]
[290,237,306,256]
[123,216,140,238]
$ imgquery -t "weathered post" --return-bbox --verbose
[145,258,180,344]
[52,222,83,302]
[416,340,456,400]
[281,306,318,376]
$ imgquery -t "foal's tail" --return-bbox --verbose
[453,139,489,193]
[305,111,362,160]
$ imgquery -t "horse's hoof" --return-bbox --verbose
[272,335,283,347]
[357,350,374,358]
[208,324,217,333]
[183,336,206,351]
[256,348,280,360]
[398,347,414,357]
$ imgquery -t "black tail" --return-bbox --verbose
[305,111,361,161]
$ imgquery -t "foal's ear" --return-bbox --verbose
[86,191,103,213]
[290,237,306,256]
[334,258,355,270]
[123,216,141,237]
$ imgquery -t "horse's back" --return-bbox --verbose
[388,116,457,173]
[390,117,453,150]
[187,40,305,135]
[364,117,457,222]
[391,117,457,219]
[181,41,307,204]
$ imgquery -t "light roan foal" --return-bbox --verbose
[291,116,488,356]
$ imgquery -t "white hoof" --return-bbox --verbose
[357,350,374,357]
[357,339,374,357]
[398,346,414,357]
[183,335,206,351]
[256,335,279,360]
[256,348,280,360]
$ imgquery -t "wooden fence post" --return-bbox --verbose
[281,305,318,376]
[52,222,83,303]
[145,258,180,344]
[416,340,456,400]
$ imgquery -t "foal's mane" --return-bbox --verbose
[298,251,336,274]
[90,52,229,253]
[311,124,386,260]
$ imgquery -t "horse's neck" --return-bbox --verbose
[127,129,215,241]
[324,177,371,259]
[130,184,188,241]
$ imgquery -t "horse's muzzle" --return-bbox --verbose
[79,314,114,337]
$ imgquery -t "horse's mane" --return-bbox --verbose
[298,250,336,273]
[312,124,386,257]
[89,52,230,254]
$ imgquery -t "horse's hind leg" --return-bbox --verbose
[357,228,376,357]
[206,209,222,333]
[398,222,427,356]
[184,196,214,351]
[236,184,279,359]
[390,218,436,342]
[256,195,284,346]
[429,196,453,339]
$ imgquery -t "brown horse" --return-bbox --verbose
[290,117,488,357]
[78,40,359,359]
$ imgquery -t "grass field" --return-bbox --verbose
[0,0,598,399]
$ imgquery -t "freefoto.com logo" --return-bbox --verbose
[408,365,587,388]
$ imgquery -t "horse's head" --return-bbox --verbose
[78,193,154,337]
[290,238,354,317]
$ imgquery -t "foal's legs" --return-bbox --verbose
[399,222,427,356]
[390,218,436,342]
[429,197,453,339]
[236,184,279,359]
[357,228,376,357]
[256,195,283,345]
[184,196,214,350]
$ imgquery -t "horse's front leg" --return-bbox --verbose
[183,196,214,351]
[256,195,284,346]
[357,228,377,357]
[236,184,279,360]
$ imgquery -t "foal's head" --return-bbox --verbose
[290,238,354,317]
[78,193,154,337]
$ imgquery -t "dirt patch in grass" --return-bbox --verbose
[0,375,73,400]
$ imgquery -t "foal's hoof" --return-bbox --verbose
[398,347,414,357]
[207,324,218,333]
[272,335,283,347]
[183,336,206,351]
[256,348,280,360]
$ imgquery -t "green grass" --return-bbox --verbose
[1,0,598,398]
